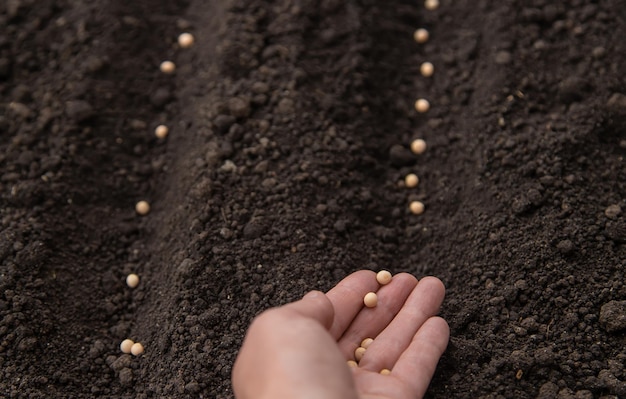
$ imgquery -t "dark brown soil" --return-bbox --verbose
[2,0,626,398]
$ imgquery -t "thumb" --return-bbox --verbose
[281,290,335,330]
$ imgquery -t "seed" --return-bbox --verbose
[361,338,374,349]
[415,98,430,113]
[160,60,176,74]
[414,28,429,44]
[405,174,419,188]
[155,124,169,139]
[347,360,358,368]
[126,273,140,288]
[178,32,195,48]
[420,62,434,77]
[120,339,134,354]
[410,201,425,215]
[135,201,151,215]
[355,347,366,362]
[380,369,391,375]
[425,0,439,10]
[130,342,144,356]
[376,270,393,285]
[410,139,427,154]
[364,292,378,308]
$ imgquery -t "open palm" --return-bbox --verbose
[232,270,449,399]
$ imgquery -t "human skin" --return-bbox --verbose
[232,270,450,399]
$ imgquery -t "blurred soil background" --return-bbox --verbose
[1,0,626,397]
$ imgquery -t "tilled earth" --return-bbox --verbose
[2,0,626,398]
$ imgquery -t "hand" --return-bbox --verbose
[232,270,449,399]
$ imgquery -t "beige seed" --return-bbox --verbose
[410,201,425,215]
[424,0,439,10]
[376,270,393,285]
[420,62,434,77]
[347,360,358,368]
[405,174,419,188]
[178,32,195,48]
[415,98,430,113]
[135,200,151,215]
[410,139,427,154]
[355,347,366,362]
[361,338,374,349]
[126,273,140,288]
[120,339,134,354]
[160,60,176,74]
[380,369,391,375]
[155,124,169,139]
[130,342,144,356]
[364,292,378,308]
[414,28,429,44]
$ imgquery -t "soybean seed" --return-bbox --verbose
[405,174,419,188]
[178,32,195,48]
[414,28,429,44]
[425,0,439,10]
[347,360,358,368]
[355,347,366,362]
[361,338,374,349]
[120,339,134,354]
[420,62,434,77]
[415,98,430,113]
[126,273,140,288]
[410,201,425,215]
[160,61,176,74]
[130,342,144,356]
[376,270,393,285]
[155,124,169,139]
[411,139,427,154]
[380,369,391,375]
[135,201,150,215]
[364,292,378,308]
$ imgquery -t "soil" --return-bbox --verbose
[2,0,626,398]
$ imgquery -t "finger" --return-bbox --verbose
[280,290,334,329]
[359,277,445,370]
[337,273,418,359]
[325,270,379,339]
[389,316,450,398]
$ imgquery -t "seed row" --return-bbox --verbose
[120,30,196,360]
[406,1,439,215]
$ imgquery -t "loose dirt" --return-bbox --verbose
[2,0,626,398]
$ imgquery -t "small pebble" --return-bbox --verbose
[126,273,140,288]
[135,201,151,215]
[364,292,378,308]
[160,61,176,74]
[355,347,366,362]
[178,32,194,48]
[410,201,425,215]
[414,28,429,44]
[420,62,434,77]
[415,98,430,113]
[361,338,374,349]
[411,139,427,154]
[155,125,169,139]
[380,369,391,375]
[120,339,134,354]
[130,342,144,356]
[605,204,622,219]
[424,0,439,10]
[376,270,393,285]
[405,174,419,188]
